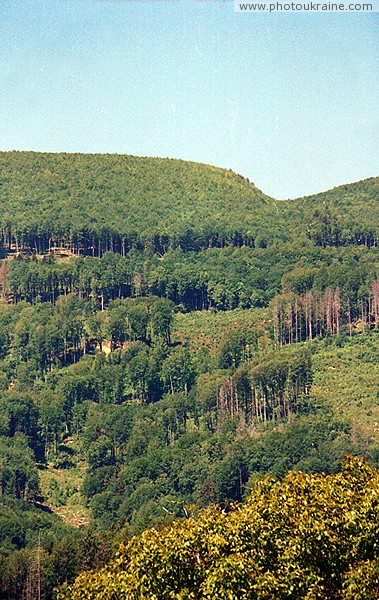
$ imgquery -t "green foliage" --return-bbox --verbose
[218,327,258,369]
[57,457,379,599]
[0,151,271,256]
[0,434,39,500]
[0,154,378,598]
[1,153,377,317]
[342,558,379,599]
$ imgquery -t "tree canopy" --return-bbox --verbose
[57,456,379,600]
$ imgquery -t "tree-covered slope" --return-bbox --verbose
[285,176,379,248]
[0,151,274,254]
[0,151,377,256]
[0,152,378,598]
[295,176,379,208]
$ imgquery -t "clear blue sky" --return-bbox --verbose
[0,1,378,199]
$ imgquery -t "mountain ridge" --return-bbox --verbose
[1,149,377,202]
[0,151,377,258]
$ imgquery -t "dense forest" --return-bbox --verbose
[0,151,378,598]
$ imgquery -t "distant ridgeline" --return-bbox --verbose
[0,151,379,333]
[0,151,272,256]
[0,151,378,256]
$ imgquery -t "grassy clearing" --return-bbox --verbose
[310,332,379,445]
[173,307,269,354]
[39,447,90,528]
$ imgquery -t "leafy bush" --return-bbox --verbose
[57,456,379,599]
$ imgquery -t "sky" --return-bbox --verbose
[0,1,378,199]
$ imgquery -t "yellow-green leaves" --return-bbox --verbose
[56,456,379,599]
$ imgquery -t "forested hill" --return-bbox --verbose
[0,151,274,255]
[1,152,379,598]
[286,176,379,248]
[1,151,378,256]
[296,176,379,207]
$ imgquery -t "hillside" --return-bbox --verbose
[285,176,379,248]
[0,152,379,598]
[297,176,379,206]
[0,151,378,256]
[0,151,275,255]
